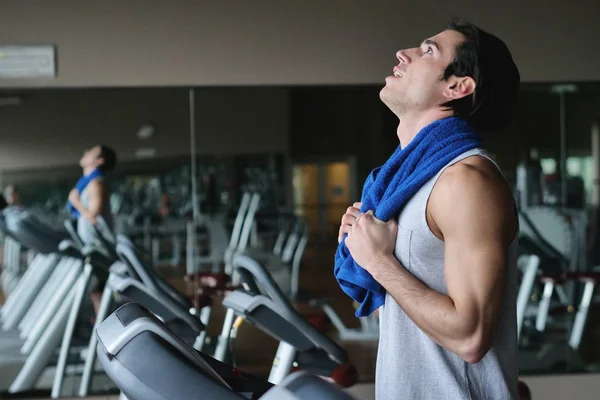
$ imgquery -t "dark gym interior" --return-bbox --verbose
[0,1,599,399]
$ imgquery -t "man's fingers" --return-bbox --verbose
[355,212,365,224]
[341,213,357,226]
[358,210,375,222]
[338,223,355,243]
[353,202,363,209]
[346,206,361,217]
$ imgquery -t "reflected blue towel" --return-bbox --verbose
[334,117,481,317]
[67,168,104,218]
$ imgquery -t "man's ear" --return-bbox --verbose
[443,76,476,101]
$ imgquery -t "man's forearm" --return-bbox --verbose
[70,195,97,221]
[70,195,87,214]
[370,256,477,356]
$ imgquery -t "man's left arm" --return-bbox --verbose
[346,166,514,363]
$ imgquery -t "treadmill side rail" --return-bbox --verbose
[96,303,229,389]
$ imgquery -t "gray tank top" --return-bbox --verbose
[375,148,519,400]
[77,177,113,246]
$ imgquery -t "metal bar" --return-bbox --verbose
[9,285,77,393]
[568,281,596,350]
[267,341,297,385]
[52,263,94,398]
[189,88,199,222]
[517,255,540,339]
[79,283,114,396]
[560,90,568,208]
[536,282,555,332]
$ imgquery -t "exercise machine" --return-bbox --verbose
[95,302,357,400]
[222,253,358,387]
[517,208,600,373]
[78,233,209,397]
[0,213,115,395]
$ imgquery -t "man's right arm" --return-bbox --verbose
[69,189,82,210]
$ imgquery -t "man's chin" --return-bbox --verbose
[379,87,394,105]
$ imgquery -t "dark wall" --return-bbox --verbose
[290,86,399,184]
[290,85,600,186]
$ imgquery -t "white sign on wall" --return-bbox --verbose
[0,45,56,78]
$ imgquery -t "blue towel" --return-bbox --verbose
[67,168,104,218]
[334,117,481,317]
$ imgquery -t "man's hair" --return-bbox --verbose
[441,18,520,132]
[98,145,117,173]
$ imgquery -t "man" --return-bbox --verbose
[337,19,520,399]
[68,145,117,314]
[68,145,117,245]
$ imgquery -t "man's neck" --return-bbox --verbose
[396,110,453,148]
[83,166,97,176]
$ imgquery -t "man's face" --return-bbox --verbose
[79,145,102,169]
[380,29,465,115]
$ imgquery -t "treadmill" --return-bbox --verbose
[222,253,357,387]
[1,211,116,396]
[96,302,357,400]
[78,234,208,397]
[0,210,74,392]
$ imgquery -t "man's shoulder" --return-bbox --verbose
[87,177,106,192]
[435,155,509,199]
[429,156,517,239]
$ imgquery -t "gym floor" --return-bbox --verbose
[0,242,380,400]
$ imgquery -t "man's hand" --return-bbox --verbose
[338,202,362,243]
[345,210,398,273]
[68,189,80,207]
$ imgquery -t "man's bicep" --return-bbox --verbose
[444,232,507,318]
[435,172,509,337]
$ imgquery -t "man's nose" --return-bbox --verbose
[396,50,410,64]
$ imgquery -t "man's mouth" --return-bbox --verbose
[393,66,403,78]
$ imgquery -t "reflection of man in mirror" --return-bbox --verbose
[67,145,117,245]
[67,145,117,314]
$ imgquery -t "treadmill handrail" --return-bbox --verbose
[93,216,118,259]
[223,290,315,351]
[58,239,82,256]
[116,242,161,292]
[232,254,348,364]
[116,240,193,310]
[81,243,113,262]
[107,273,204,333]
[64,219,85,249]
[96,303,229,389]
[519,211,570,266]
